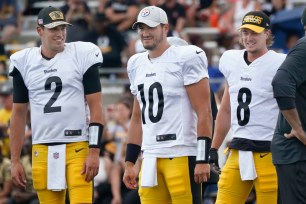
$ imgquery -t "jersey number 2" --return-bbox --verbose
[237,87,252,126]
[44,76,62,113]
[138,82,164,124]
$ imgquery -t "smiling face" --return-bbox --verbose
[37,24,67,58]
[240,28,269,55]
[137,23,168,51]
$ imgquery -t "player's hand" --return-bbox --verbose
[111,195,122,204]
[194,163,210,183]
[123,162,137,189]
[209,148,221,174]
[11,162,27,190]
[82,148,100,182]
[285,128,306,145]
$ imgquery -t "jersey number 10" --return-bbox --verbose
[138,82,164,124]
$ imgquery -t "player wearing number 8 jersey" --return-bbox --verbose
[123,6,212,204]
[8,6,105,204]
[209,11,286,204]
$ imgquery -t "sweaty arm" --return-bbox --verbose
[123,97,142,189]
[9,68,29,189]
[211,83,231,149]
[83,63,105,181]
[186,78,212,183]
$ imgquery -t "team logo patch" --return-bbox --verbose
[49,11,64,20]
[243,15,263,25]
[53,152,59,159]
[141,8,150,17]
[34,150,38,157]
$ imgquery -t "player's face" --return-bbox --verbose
[137,24,166,51]
[240,28,268,54]
[38,25,67,56]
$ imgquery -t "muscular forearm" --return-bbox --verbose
[212,109,231,149]
[281,109,303,131]
[10,105,27,163]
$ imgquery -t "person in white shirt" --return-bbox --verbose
[9,6,105,204]
[122,6,212,204]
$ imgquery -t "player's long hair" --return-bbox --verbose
[238,29,274,47]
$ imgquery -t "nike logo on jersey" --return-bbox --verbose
[196,50,203,54]
[75,148,84,153]
[95,53,99,57]
[146,73,156,77]
[260,153,269,158]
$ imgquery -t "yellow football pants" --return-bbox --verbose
[138,156,201,204]
[32,142,93,204]
[216,149,277,204]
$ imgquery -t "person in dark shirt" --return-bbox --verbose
[84,13,127,76]
[271,7,306,204]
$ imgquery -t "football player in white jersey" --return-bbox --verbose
[209,11,286,204]
[122,6,212,204]
[9,6,105,204]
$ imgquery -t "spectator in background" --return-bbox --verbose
[105,0,139,41]
[61,0,93,42]
[0,140,12,204]
[218,0,261,39]
[160,0,187,38]
[0,0,22,56]
[7,138,39,204]
[0,81,13,158]
[0,58,8,82]
[84,13,127,77]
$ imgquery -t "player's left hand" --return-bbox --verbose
[194,163,210,183]
[81,148,100,182]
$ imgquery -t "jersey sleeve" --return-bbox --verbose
[78,42,103,74]
[9,49,27,77]
[182,46,209,86]
[218,51,230,79]
[127,55,138,96]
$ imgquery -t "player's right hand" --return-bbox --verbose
[11,162,27,190]
[123,162,137,190]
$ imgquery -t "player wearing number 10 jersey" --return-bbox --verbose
[123,6,212,204]
[209,11,286,204]
[9,6,105,204]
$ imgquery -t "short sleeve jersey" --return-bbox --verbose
[9,42,103,144]
[219,50,286,141]
[127,45,208,157]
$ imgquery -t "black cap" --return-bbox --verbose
[240,11,271,33]
[301,7,306,26]
[37,6,72,28]
[0,81,13,96]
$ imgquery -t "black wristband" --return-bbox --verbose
[88,123,104,149]
[125,143,141,164]
[196,136,212,164]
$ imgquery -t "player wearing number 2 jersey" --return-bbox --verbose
[209,11,286,204]
[122,6,212,204]
[9,6,105,204]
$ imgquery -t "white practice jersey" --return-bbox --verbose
[219,50,286,141]
[127,45,209,158]
[9,42,103,144]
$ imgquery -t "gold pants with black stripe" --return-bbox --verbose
[138,156,201,204]
[32,142,93,204]
[216,149,277,204]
